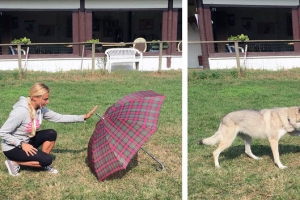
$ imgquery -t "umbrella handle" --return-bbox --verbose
[140,147,164,171]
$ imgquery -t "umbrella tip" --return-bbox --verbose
[96,113,105,120]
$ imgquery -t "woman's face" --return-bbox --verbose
[32,92,50,109]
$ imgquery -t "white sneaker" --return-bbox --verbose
[43,166,58,174]
[5,160,20,176]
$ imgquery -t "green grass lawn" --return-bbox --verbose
[0,70,182,199]
[188,69,300,199]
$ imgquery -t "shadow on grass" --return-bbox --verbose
[203,144,300,162]
[20,148,139,177]
[20,153,57,172]
[51,147,160,181]
[52,147,139,180]
[85,153,139,181]
[52,148,87,154]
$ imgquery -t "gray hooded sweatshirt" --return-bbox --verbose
[0,96,85,151]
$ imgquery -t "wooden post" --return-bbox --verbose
[234,41,242,77]
[92,43,95,74]
[81,45,85,71]
[17,44,23,78]
[158,42,163,73]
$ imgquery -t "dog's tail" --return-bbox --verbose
[199,131,221,146]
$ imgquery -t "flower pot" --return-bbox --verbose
[149,44,169,51]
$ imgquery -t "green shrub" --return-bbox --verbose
[210,71,220,79]
[228,34,249,41]
[199,71,208,79]
[86,39,100,43]
[230,70,239,78]
[12,37,31,44]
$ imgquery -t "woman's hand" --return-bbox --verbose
[84,105,98,120]
[22,143,38,156]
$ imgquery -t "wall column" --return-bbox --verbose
[171,9,178,53]
[292,7,300,51]
[85,11,92,41]
[203,5,214,53]
[72,9,92,56]
[196,0,209,69]
[166,0,173,68]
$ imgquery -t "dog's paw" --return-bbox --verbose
[279,165,288,169]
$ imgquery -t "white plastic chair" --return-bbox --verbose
[105,48,143,73]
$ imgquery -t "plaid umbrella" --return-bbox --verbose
[88,90,165,181]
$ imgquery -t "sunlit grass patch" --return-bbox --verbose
[189,69,300,199]
[0,70,182,199]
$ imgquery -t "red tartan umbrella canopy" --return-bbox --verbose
[88,90,165,181]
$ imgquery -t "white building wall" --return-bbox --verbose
[85,0,167,9]
[0,57,182,72]
[209,56,300,70]
[86,0,181,9]
[0,0,181,10]
[203,0,298,6]
[0,0,80,9]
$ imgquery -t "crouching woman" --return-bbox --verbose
[0,82,98,176]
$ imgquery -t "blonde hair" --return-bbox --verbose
[27,82,49,137]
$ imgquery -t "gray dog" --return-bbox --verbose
[200,107,300,169]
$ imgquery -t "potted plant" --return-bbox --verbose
[149,40,169,51]
[226,34,249,53]
[227,34,249,42]
[85,39,100,47]
[85,39,101,52]
[11,37,31,45]
[10,37,31,55]
[86,39,100,43]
